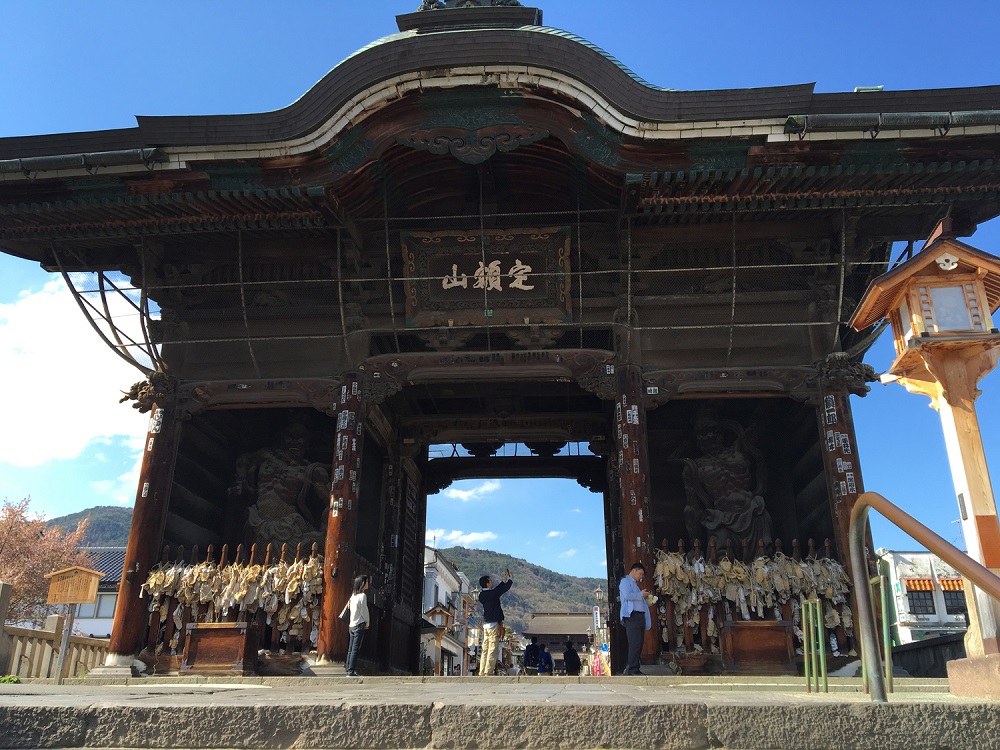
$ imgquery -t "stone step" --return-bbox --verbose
[41,673,953,693]
[0,679,991,750]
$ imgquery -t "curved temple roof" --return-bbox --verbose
[2,7,999,161]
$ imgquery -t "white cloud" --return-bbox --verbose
[546,530,566,538]
[559,548,578,558]
[572,508,582,513]
[443,480,502,502]
[89,441,144,504]
[425,528,498,548]
[0,280,147,468]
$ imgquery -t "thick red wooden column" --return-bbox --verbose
[615,365,659,662]
[106,386,179,666]
[317,373,366,662]
[816,385,872,576]
[815,381,881,656]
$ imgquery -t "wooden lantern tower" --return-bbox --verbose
[850,218,1000,656]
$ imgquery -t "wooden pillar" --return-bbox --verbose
[615,365,658,662]
[106,392,179,665]
[317,373,367,662]
[603,479,625,673]
[816,388,868,570]
[815,386,878,657]
[924,352,1000,656]
[377,456,402,672]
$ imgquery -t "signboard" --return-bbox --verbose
[402,227,572,328]
[45,566,104,605]
[593,605,601,638]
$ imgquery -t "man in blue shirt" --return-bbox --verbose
[618,561,652,676]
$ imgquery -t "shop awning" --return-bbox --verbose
[939,578,964,591]
[903,578,935,592]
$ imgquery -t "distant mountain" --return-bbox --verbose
[436,546,606,633]
[48,506,132,547]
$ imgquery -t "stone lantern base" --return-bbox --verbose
[947,653,1000,698]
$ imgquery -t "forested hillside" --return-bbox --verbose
[48,506,132,547]
[437,546,606,633]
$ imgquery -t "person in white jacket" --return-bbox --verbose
[345,574,370,677]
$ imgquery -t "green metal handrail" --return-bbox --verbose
[802,599,828,693]
[860,575,893,695]
[849,491,1000,703]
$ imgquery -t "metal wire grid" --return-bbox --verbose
[54,205,901,379]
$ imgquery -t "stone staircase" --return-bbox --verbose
[0,675,990,749]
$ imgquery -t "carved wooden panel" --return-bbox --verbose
[402,227,571,327]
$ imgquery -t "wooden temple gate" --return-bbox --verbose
[4,2,1000,675]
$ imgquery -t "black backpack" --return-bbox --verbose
[524,643,540,668]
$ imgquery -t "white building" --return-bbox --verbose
[876,548,968,645]
[420,547,473,675]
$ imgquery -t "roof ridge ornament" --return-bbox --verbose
[418,0,523,10]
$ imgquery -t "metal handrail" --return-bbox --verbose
[802,599,828,693]
[849,491,1000,702]
[860,575,893,695]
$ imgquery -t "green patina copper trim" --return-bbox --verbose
[323,125,375,176]
[686,141,751,171]
[0,214,328,241]
[838,140,905,170]
[573,112,621,168]
[65,177,131,202]
[416,89,526,130]
[207,164,266,191]
[398,89,546,164]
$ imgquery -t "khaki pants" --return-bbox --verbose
[478,625,499,676]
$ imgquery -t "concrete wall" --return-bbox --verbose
[892,633,967,678]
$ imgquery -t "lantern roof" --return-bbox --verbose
[849,218,1000,330]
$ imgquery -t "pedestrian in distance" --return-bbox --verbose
[523,635,540,675]
[478,568,513,676]
[537,643,554,675]
[344,574,370,677]
[618,561,651,675]
[563,641,582,676]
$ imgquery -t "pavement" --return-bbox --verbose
[0,676,998,750]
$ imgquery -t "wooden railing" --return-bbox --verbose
[1,619,109,679]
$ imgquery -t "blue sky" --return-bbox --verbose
[1,0,999,579]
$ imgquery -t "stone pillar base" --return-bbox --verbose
[86,666,134,679]
[947,653,1000,698]
[308,657,347,677]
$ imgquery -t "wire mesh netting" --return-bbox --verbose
[54,206,899,380]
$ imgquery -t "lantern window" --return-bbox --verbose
[929,285,974,331]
